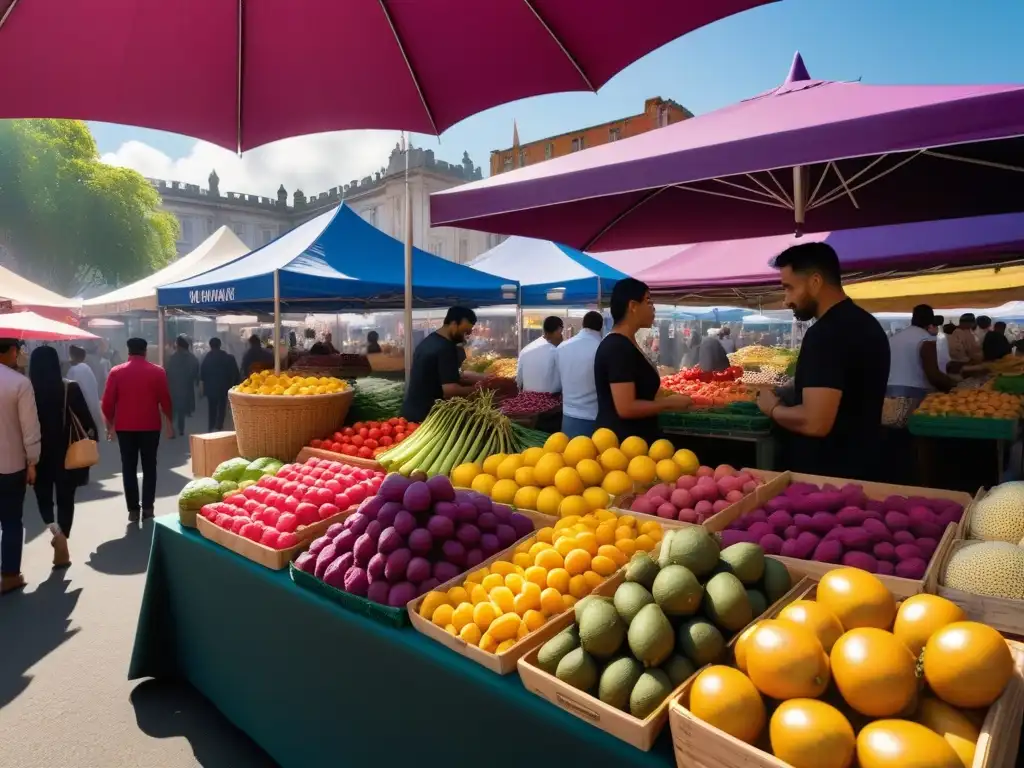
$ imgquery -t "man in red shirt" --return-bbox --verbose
[102,338,174,523]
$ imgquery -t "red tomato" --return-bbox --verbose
[355,428,367,438]
[379,423,393,436]
[364,438,378,450]
[394,433,405,443]
[351,435,364,447]
[379,435,393,446]
[357,446,373,458]
[342,426,355,437]
[330,441,343,453]
[367,428,381,440]
[311,439,323,448]
[333,432,344,442]
[353,422,364,431]
[341,444,357,455]
[397,417,407,425]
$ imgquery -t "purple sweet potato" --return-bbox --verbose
[325,523,346,539]
[358,495,386,520]
[470,492,493,514]
[884,511,910,532]
[748,522,773,541]
[767,510,794,531]
[876,561,895,575]
[863,518,891,543]
[938,508,963,527]
[408,528,433,555]
[406,556,431,584]
[367,552,387,582]
[427,514,455,540]
[884,495,909,514]
[477,511,498,531]
[434,561,460,583]
[308,535,332,557]
[364,520,382,543]
[434,501,459,522]
[418,578,440,595]
[780,539,802,558]
[314,543,339,579]
[812,539,843,563]
[295,551,317,573]
[911,520,944,540]
[839,527,871,551]
[384,548,412,583]
[793,513,814,532]
[784,525,800,540]
[894,543,923,562]
[323,557,349,589]
[394,510,417,536]
[367,580,391,605]
[809,512,837,535]
[915,537,939,560]
[873,542,897,562]
[865,499,885,513]
[456,523,481,547]
[790,495,819,515]
[746,508,769,524]
[377,527,403,556]
[836,507,867,527]
[387,581,417,607]
[455,501,478,522]
[631,496,655,515]
[719,529,752,547]
[495,524,518,547]
[759,533,784,555]
[403,482,432,513]
[892,530,916,545]
[465,548,484,568]
[764,497,790,514]
[353,533,376,567]
[510,512,534,539]
[379,473,413,503]
[426,474,456,503]
[843,551,879,572]
[376,503,401,529]
[491,504,512,523]
[480,533,501,556]
[334,528,357,553]
[793,531,821,559]
[823,528,843,541]
[344,512,369,536]
[820,492,846,512]
[895,558,927,580]
[442,539,466,566]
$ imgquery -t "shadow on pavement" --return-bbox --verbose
[0,570,82,708]
[130,679,279,768]
[86,523,153,576]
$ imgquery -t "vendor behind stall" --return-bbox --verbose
[517,316,563,393]
[948,313,983,370]
[756,242,889,480]
[594,279,691,443]
[984,321,1012,361]
[401,306,480,422]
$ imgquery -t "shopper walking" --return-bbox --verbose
[66,344,104,433]
[0,338,40,595]
[29,346,98,568]
[165,334,199,437]
[241,334,275,377]
[102,338,173,523]
[199,337,240,431]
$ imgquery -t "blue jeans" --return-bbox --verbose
[562,415,596,439]
[0,470,26,576]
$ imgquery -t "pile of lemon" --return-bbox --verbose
[418,510,662,653]
[234,370,349,396]
[450,428,699,518]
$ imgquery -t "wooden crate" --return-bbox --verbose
[669,638,1024,768]
[295,445,383,472]
[704,469,972,598]
[955,486,994,540]
[190,431,240,477]
[515,570,811,752]
[195,507,352,570]
[926,538,1024,636]
[608,493,699,530]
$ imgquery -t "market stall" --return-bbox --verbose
[0,263,81,323]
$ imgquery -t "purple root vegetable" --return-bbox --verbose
[418,578,440,595]
[408,528,433,555]
[295,551,317,573]
[885,511,911,532]
[780,539,802,557]
[456,523,481,547]
[865,500,885,513]
[938,508,962,527]
[842,551,878,573]
[367,580,391,605]
[812,539,843,563]
[894,543,923,561]
[892,530,916,545]
[863,518,891,543]
[793,531,820,559]
[427,514,455,540]
[456,502,478,522]
[836,507,866,527]
[809,512,836,535]
[376,503,400,529]
[495,524,518,547]
[353,534,376,567]
[915,537,938,560]
[403,482,432,513]
[873,542,897,562]
[367,552,387,582]
[746,508,768,524]
[791,496,818,515]
[426,475,456,503]
[470,492,492,515]
[631,497,656,515]
[491,504,513,523]
[434,501,459,522]
[747,522,773,541]
[719,529,752,547]
[325,523,345,539]
[394,510,417,537]
[793,513,814,532]
[378,474,413,503]
[884,496,909,514]
[406,556,432,584]
[784,525,800,540]
[377,527,403,556]
[729,515,752,532]
[387,581,418,607]
[759,533,784,556]
[480,533,501,556]
[477,511,498,531]
[895,558,928,579]
[911,521,944,540]
[315,543,339,579]
[823,528,843,541]
[308,535,332,557]
[465,548,484,568]
[876,560,895,575]
[334,528,357,553]
[767,510,794,531]
[384,548,412,583]
[839,527,871,552]
[442,539,467,566]
[364,520,382,543]
[764,497,790,514]
[323,558,349,589]
[344,512,369,536]
[657,503,678,520]
[434,561,460,583]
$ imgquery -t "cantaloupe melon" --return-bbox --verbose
[969,481,1024,543]
[942,541,1024,599]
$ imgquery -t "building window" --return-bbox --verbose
[232,223,247,242]
[609,127,621,142]
[518,149,526,167]
[361,207,377,227]
[206,217,215,234]
[180,218,193,242]
[657,106,669,127]
[503,154,513,171]
[571,136,585,152]
[545,143,554,159]
[262,229,274,245]
[429,240,443,257]
[459,238,468,262]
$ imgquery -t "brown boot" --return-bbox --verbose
[0,573,26,595]
[52,533,71,569]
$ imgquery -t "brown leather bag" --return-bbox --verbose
[64,383,99,470]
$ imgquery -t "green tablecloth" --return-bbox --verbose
[130,517,676,767]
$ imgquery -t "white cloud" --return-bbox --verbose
[100,130,407,198]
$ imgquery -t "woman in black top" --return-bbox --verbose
[594,279,691,442]
[29,346,98,569]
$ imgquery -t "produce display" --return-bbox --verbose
[234,370,349,396]
[484,357,517,378]
[499,391,562,415]
[198,456,384,549]
[450,429,701,518]
[310,418,419,460]
[377,391,529,478]
[534,530,792,718]
[178,456,286,515]
[739,366,790,386]
[660,367,755,407]
[719,481,964,579]
[462,352,502,374]
[940,480,1024,598]
[622,465,762,524]
[295,473,536,606]
[727,345,797,371]
[473,375,518,404]
[682,567,1014,768]
[658,401,771,435]
[417,509,664,653]
[915,384,1022,419]
[347,377,405,422]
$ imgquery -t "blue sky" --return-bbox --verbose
[91,0,1024,194]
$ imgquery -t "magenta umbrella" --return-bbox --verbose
[431,53,1024,250]
[0,0,773,151]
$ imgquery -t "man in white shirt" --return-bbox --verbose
[719,326,737,354]
[67,344,104,432]
[0,337,41,595]
[557,311,603,438]
[517,316,563,393]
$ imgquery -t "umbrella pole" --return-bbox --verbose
[273,269,281,374]
[157,307,165,366]
[597,276,603,309]
[793,165,806,236]
[403,133,413,381]
[517,286,523,355]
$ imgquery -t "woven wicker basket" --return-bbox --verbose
[229,388,354,462]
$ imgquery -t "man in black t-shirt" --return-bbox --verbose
[401,307,479,422]
[756,242,889,480]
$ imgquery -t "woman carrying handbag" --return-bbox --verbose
[29,346,98,569]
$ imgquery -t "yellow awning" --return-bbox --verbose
[847,265,1024,312]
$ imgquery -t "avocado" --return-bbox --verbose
[537,626,580,674]
[746,588,768,618]
[598,656,645,711]
[651,564,703,616]
[703,572,753,632]
[761,557,792,603]
[613,581,655,625]
[663,527,720,577]
[676,618,725,666]
[661,654,697,687]
[719,542,766,584]
[574,594,612,624]
[627,603,675,668]
[626,551,661,590]
[579,599,625,659]
[555,647,598,693]
[629,669,674,719]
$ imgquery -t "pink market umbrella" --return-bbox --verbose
[0,311,99,342]
[0,0,773,151]
[431,52,1024,251]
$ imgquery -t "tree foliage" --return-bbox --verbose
[0,119,179,296]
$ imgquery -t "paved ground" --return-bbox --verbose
[0,412,279,768]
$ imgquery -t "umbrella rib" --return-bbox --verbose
[922,150,1024,174]
[581,186,669,251]
[378,0,439,135]
[809,151,924,210]
[0,0,19,30]
[521,0,595,91]
[714,176,785,203]
[673,184,792,209]
[829,161,860,210]
[806,161,833,207]
[762,170,795,208]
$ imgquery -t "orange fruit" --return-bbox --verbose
[745,620,830,700]
[893,594,965,656]
[778,600,845,653]
[688,665,766,744]
[923,622,1014,709]
[831,628,918,717]
[770,699,855,768]
[817,568,896,631]
[856,720,961,768]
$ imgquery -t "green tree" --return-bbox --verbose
[0,119,179,296]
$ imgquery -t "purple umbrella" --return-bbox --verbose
[0,0,773,151]
[432,52,1024,250]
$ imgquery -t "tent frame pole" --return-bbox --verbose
[516,286,523,355]
[597,276,603,309]
[273,269,281,374]
[157,307,165,366]
[403,132,414,380]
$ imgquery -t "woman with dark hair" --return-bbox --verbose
[593,278,691,442]
[366,330,382,355]
[29,345,97,568]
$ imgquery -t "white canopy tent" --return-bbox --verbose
[0,264,80,309]
[81,226,249,316]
